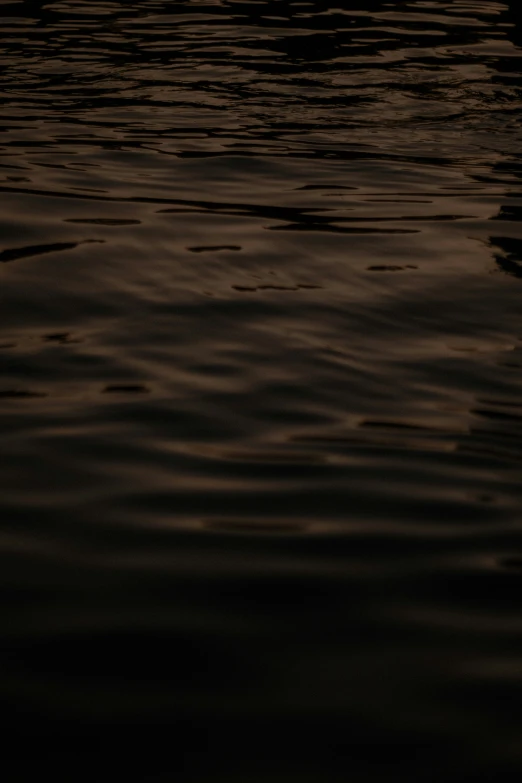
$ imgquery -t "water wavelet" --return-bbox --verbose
[65,218,142,226]
[0,239,103,264]
[0,389,47,399]
[103,384,150,394]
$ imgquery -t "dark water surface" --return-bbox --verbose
[2,1,522,779]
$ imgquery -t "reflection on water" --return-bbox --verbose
[2,1,522,780]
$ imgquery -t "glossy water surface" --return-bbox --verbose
[2,1,522,780]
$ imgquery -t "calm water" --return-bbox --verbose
[2,1,522,780]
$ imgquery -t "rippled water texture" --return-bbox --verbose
[2,1,522,780]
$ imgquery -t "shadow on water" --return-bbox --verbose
[490,235,522,278]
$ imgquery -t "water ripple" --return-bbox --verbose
[2,1,522,781]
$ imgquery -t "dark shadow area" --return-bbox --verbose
[490,235,522,278]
